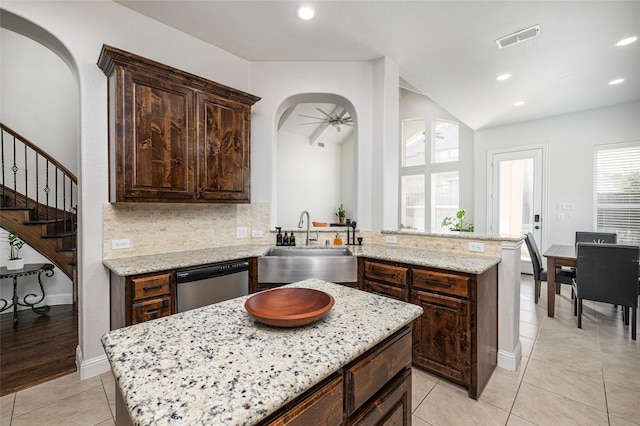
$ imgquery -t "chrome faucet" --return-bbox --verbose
[298,210,318,246]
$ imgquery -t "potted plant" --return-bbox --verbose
[335,203,346,224]
[6,232,25,270]
[441,209,474,232]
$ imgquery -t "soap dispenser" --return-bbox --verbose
[290,232,296,246]
[283,232,290,246]
[276,227,283,246]
[333,233,343,246]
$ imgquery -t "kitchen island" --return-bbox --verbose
[102,279,423,425]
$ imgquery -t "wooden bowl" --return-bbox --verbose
[244,288,335,327]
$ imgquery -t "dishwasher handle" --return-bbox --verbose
[176,260,249,284]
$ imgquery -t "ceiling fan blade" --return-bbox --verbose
[315,107,334,120]
[299,114,327,121]
[341,122,354,126]
[300,121,326,125]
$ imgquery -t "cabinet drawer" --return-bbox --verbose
[345,328,412,416]
[132,296,171,324]
[347,368,411,426]
[412,269,469,298]
[363,280,409,302]
[131,273,172,300]
[268,376,343,426]
[363,262,408,286]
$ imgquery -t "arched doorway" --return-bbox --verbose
[0,10,80,394]
[274,93,358,228]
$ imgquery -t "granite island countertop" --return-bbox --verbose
[104,243,500,276]
[101,279,423,425]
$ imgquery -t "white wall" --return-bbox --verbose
[475,101,640,249]
[0,28,78,174]
[399,88,476,229]
[276,131,342,226]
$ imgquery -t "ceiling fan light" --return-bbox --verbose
[616,36,638,47]
[296,6,315,20]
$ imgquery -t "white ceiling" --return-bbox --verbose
[116,1,640,130]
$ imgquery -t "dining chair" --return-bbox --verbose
[524,232,575,304]
[559,231,619,295]
[572,242,639,340]
[575,231,617,245]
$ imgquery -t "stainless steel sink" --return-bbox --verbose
[264,247,353,257]
[258,247,357,283]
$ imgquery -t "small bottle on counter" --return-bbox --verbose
[283,232,290,246]
[276,227,283,246]
[290,232,296,246]
[333,233,343,246]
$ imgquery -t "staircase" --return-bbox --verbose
[1,123,77,283]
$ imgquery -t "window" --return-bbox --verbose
[433,119,459,163]
[402,119,426,167]
[431,171,459,232]
[400,118,459,231]
[594,141,640,244]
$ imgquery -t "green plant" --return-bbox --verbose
[8,232,25,259]
[441,209,474,232]
[335,203,346,219]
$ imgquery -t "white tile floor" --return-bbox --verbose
[2,275,638,425]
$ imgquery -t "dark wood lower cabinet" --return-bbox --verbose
[357,257,498,400]
[263,327,413,426]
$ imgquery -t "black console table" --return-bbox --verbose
[1,263,54,327]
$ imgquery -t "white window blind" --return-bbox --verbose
[594,141,640,244]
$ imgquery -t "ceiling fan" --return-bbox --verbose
[300,107,353,132]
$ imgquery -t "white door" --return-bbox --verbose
[490,148,544,274]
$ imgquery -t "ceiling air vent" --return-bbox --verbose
[496,25,540,49]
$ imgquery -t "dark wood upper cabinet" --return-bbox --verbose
[97,45,260,203]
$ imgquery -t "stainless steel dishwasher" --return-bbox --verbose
[175,260,249,312]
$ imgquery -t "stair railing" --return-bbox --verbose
[1,123,77,246]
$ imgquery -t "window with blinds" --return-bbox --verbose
[594,141,640,244]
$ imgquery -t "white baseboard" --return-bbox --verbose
[497,341,522,372]
[76,345,110,380]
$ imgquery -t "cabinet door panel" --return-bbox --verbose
[268,376,343,426]
[197,93,250,201]
[411,290,470,384]
[122,70,195,200]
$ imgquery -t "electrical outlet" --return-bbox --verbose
[111,239,130,250]
[252,230,264,238]
[385,235,397,244]
[468,242,485,252]
[236,227,248,239]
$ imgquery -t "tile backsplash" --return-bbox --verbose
[103,202,271,259]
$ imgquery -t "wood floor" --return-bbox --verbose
[1,304,78,396]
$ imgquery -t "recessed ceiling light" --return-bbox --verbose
[616,36,638,47]
[497,74,512,81]
[513,101,525,107]
[296,6,315,20]
[608,78,625,85]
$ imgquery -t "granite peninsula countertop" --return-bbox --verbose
[104,243,500,276]
[101,279,423,425]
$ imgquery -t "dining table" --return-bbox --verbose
[542,244,576,317]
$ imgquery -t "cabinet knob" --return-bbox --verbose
[188,192,194,197]
[199,191,205,198]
